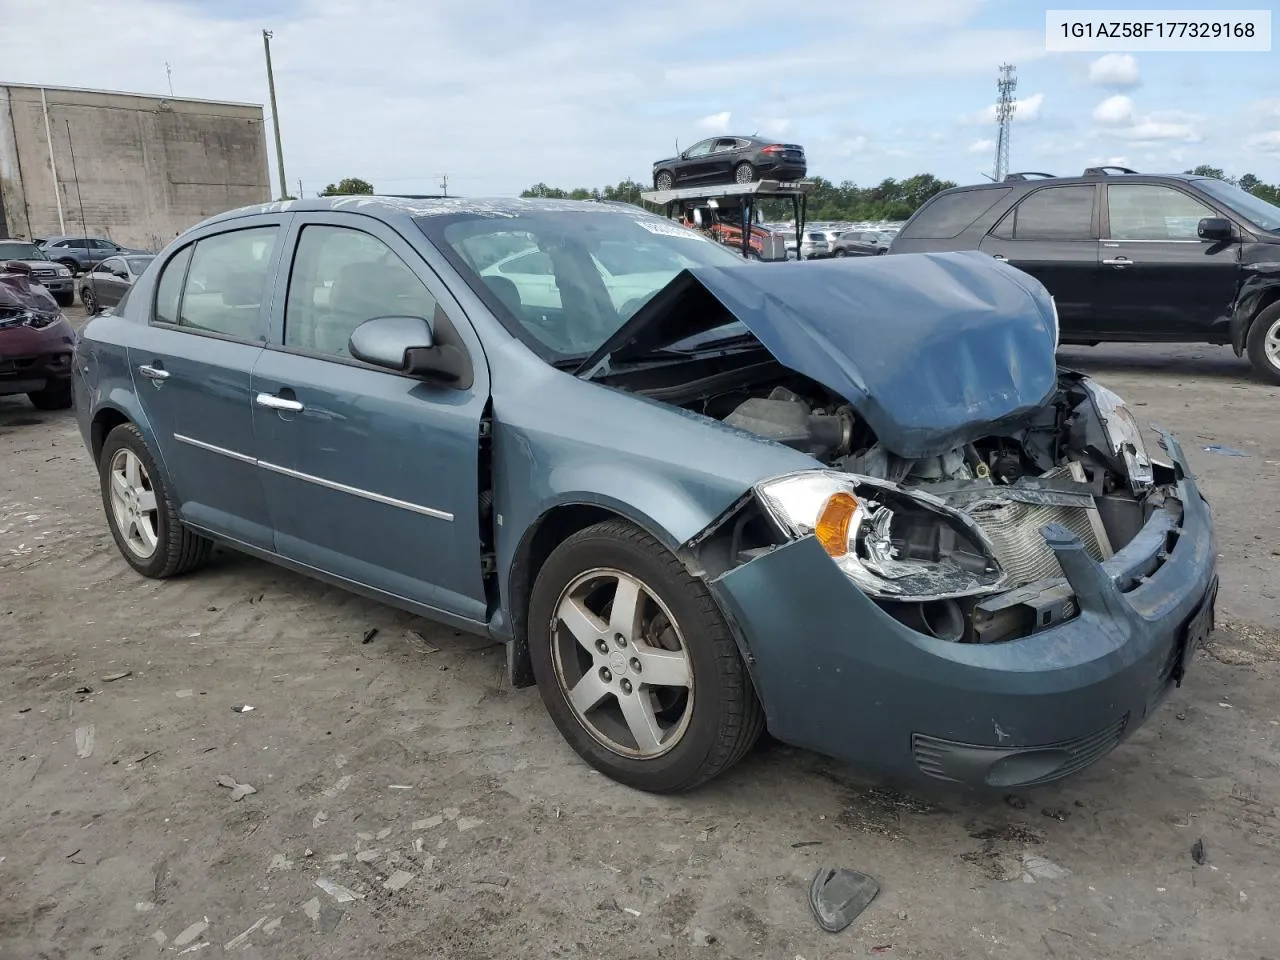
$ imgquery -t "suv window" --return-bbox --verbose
[1000,185,1094,240]
[153,245,193,325]
[899,188,1011,240]
[91,239,117,250]
[284,225,436,359]
[178,227,278,338]
[1108,184,1216,241]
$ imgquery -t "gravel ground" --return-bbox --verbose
[2,329,1279,960]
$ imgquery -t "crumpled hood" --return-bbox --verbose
[579,250,1059,459]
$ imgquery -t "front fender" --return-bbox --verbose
[1230,262,1280,354]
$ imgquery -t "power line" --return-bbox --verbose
[993,63,1017,182]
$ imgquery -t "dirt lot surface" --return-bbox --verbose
[3,326,1279,960]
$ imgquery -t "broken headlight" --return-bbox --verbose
[1081,379,1153,492]
[755,471,1006,602]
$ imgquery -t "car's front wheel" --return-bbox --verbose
[99,423,212,578]
[1246,302,1280,385]
[81,285,98,313]
[528,520,764,792]
[654,171,674,191]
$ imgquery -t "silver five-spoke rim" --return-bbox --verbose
[551,567,694,759]
[1265,317,1280,370]
[108,448,159,559]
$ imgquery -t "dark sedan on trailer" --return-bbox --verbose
[653,136,806,191]
[73,196,1215,793]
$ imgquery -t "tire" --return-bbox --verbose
[654,170,674,191]
[54,290,74,308]
[56,258,79,276]
[81,285,98,314]
[734,162,756,185]
[834,248,848,257]
[27,380,72,410]
[1245,302,1280,385]
[98,423,212,578]
[528,519,764,793]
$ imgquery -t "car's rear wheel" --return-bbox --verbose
[56,259,79,276]
[528,519,764,793]
[834,248,848,257]
[734,162,756,185]
[1245,302,1280,385]
[654,171,674,191]
[27,380,72,410]
[81,285,98,313]
[99,423,212,578]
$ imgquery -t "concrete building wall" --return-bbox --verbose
[0,83,270,251]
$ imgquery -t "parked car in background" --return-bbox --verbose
[0,261,75,409]
[889,167,1280,383]
[80,254,155,314]
[785,230,830,259]
[73,195,1216,793]
[653,136,806,191]
[37,236,149,275]
[0,239,75,306]
[831,230,890,257]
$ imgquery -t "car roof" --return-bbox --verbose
[941,171,1208,196]
[41,235,113,243]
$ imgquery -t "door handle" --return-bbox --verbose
[256,392,304,412]
[138,364,169,381]
[991,254,1007,261]
[1102,257,1132,267]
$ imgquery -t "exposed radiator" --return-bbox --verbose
[964,463,1113,586]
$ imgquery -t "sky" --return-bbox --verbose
[2,0,1277,198]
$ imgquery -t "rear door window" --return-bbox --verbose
[177,227,279,339]
[153,246,193,325]
[1002,186,1095,240]
[899,189,1012,240]
[1107,184,1216,240]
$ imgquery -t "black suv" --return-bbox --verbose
[889,167,1280,383]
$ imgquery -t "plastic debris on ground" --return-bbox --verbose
[809,867,880,933]
[215,775,258,801]
[1192,838,1207,865]
[231,704,255,713]
[1203,444,1249,457]
[315,878,363,902]
[74,724,95,758]
[101,671,132,682]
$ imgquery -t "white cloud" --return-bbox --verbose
[963,92,1044,125]
[696,111,732,134]
[1093,95,1134,125]
[1086,155,1131,168]
[1114,120,1201,143]
[1246,131,1280,154]
[1088,54,1140,88]
[756,118,791,137]
[968,138,995,153]
[1250,99,1280,123]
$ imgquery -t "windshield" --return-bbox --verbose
[419,208,749,359]
[1196,178,1280,232]
[127,256,154,273]
[0,241,49,261]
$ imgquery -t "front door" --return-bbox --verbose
[1096,182,1241,341]
[251,214,490,621]
[678,140,717,185]
[92,257,129,309]
[978,184,1100,340]
[128,218,285,548]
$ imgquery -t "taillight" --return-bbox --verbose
[761,144,785,154]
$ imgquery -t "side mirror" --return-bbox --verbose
[1198,217,1233,241]
[348,315,467,386]
[113,269,129,280]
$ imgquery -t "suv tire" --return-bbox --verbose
[28,380,73,410]
[528,519,764,792]
[1245,302,1280,385]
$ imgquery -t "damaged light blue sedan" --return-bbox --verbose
[73,197,1218,793]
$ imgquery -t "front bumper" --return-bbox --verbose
[0,318,77,395]
[710,430,1217,788]
[33,277,72,294]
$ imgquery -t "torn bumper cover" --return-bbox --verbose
[709,428,1217,788]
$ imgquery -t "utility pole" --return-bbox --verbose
[297,178,303,199]
[993,63,1017,182]
[165,62,173,96]
[440,174,448,197]
[262,29,288,200]
[65,121,87,242]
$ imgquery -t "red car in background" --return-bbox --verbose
[0,261,76,410]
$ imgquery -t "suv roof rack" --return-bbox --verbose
[1002,171,1055,182]
[1082,166,1139,176]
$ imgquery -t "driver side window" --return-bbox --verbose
[684,140,714,158]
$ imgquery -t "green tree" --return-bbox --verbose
[320,177,374,196]
[1183,165,1232,183]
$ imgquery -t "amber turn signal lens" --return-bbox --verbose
[815,492,858,557]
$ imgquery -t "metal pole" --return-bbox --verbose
[262,29,288,201]
[64,121,87,243]
[40,88,65,235]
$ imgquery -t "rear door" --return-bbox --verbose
[128,216,285,548]
[708,138,742,181]
[1096,182,1240,340]
[250,213,491,621]
[978,184,1100,339]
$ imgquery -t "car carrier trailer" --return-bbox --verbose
[639,179,813,261]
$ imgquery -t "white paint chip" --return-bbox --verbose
[321,774,353,798]
[376,827,393,841]
[355,849,382,863]
[172,919,209,947]
[263,917,283,934]
[315,878,363,902]
[223,917,266,950]
[412,815,443,831]
[456,816,484,832]
[383,869,414,891]
[302,897,321,922]
[74,724,95,758]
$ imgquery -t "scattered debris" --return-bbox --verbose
[1021,855,1071,883]
[376,826,393,841]
[442,807,460,820]
[304,848,314,858]
[73,685,92,696]
[223,917,266,951]
[303,897,321,922]
[969,825,1043,844]
[689,927,717,946]
[133,750,159,765]
[389,784,413,790]
[231,704,255,713]
[175,689,194,698]
[475,874,509,887]
[792,841,823,848]
[623,907,642,917]
[216,775,257,802]
[17,708,30,714]
[152,931,167,947]
[383,869,414,891]
[1192,838,1207,865]
[135,902,156,913]
[321,775,353,799]
[262,917,283,935]
[313,811,329,828]
[315,878,363,903]
[1041,808,1070,822]
[1203,444,1249,457]
[172,919,209,947]
[362,628,379,644]
[101,671,132,682]
[456,816,484,832]
[74,724,95,758]
[413,837,425,854]
[178,943,210,955]
[355,849,382,863]
[268,853,293,872]
[326,854,349,863]
[1004,794,1027,809]
[809,867,880,933]
[405,629,440,654]
[413,815,444,831]
[871,945,894,954]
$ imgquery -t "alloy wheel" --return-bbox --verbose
[108,448,160,559]
[735,164,754,185]
[1265,316,1280,371]
[550,567,694,759]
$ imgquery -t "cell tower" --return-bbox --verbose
[993,63,1017,181]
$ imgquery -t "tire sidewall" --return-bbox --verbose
[528,527,736,791]
[99,425,176,577]
[1246,303,1280,385]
